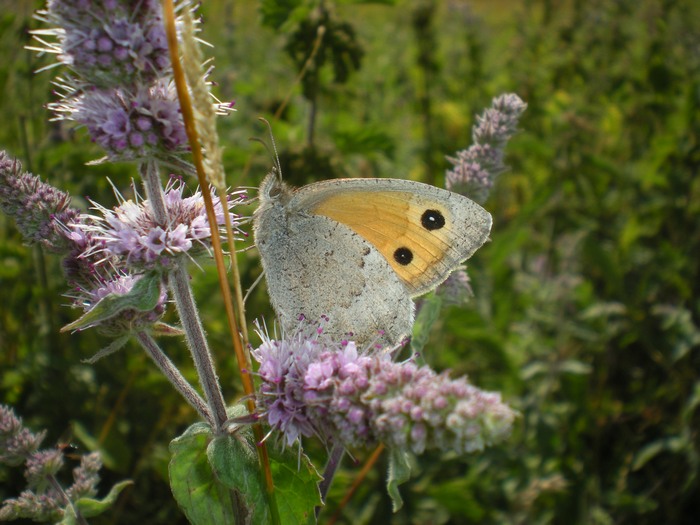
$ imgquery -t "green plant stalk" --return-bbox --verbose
[136,331,212,423]
[140,159,228,431]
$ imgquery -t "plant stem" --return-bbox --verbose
[140,159,227,431]
[48,475,88,525]
[169,260,228,430]
[318,444,344,509]
[136,331,212,424]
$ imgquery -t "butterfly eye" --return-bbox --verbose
[421,209,445,231]
[394,247,413,265]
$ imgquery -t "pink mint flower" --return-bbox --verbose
[35,0,171,87]
[0,405,104,523]
[49,81,189,161]
[0,151,80,252]
[252,321,516,453]
[78,177,246,270]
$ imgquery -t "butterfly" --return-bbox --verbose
[253,172,492,346]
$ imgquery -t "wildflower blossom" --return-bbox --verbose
[0,405,46,468]
[49,80,188,161]
[446,93,527,202]
[0,405,110,523]
[61,221,111,288]
[25,450,64,491]
[0,151,80,252]
[80,177,246,270]
[36,0,170,88]
[70,272,169,337]
[0,490,64,523]
[252,322,516,454]
[65,452,102,501]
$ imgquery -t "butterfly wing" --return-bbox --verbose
[291,178,492,296]
[254,185,414,346]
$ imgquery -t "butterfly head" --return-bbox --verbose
[258,169,293,208]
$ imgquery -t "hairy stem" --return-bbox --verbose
[318,444,344,507]
[169,260,228,430]
[47,475,88,525]
[136,331,212,424]
[140,159,227,430]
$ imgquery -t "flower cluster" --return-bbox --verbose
[446,93,527,202]
[0,405,103,522]
[0,151,79,252]
[0,405,46,467]
[33,0,193,162]
[51,81,189,160]
[74,272,169,338]
[252,322,516,454]
[39,0,170,87]
[81,177,246,270]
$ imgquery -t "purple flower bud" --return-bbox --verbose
[0,151,80,253]
[0,405,107,523]
[445,93,527,202]
[65,452,101,501]
[25,450,64,490]
[0,405,46,467]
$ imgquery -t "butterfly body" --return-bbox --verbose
[253,174,492,346]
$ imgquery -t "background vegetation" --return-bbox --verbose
[1,0,699,523]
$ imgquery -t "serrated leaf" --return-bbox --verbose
[169,422,238,525]
[209,429,322,525]
[207,433,266,518]
[62,272,162,332]
[268,445,322,524]
[386,448,412,512]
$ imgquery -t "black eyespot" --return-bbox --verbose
[394,247,413,265]
[421,209,445,230]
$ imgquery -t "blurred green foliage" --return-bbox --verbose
[1,0,699,523]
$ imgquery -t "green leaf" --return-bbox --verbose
[83,336,129,364]
[209,429,322,525]
[268,445,322,524]
[411,294,443,355]
[169,423,238,525]
[75,480,133,517]
[259,0,307,30]
[61,271,162,332]
[332,125,396,158]
[557,359,592,375]
[58,480,133,524]
[207,433,266,520]
[632,436,687,471]
[151,321,186,337]
[386,448,412,512]
[337,0,398,4]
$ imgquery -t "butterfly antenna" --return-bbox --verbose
[257,117,283,182]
